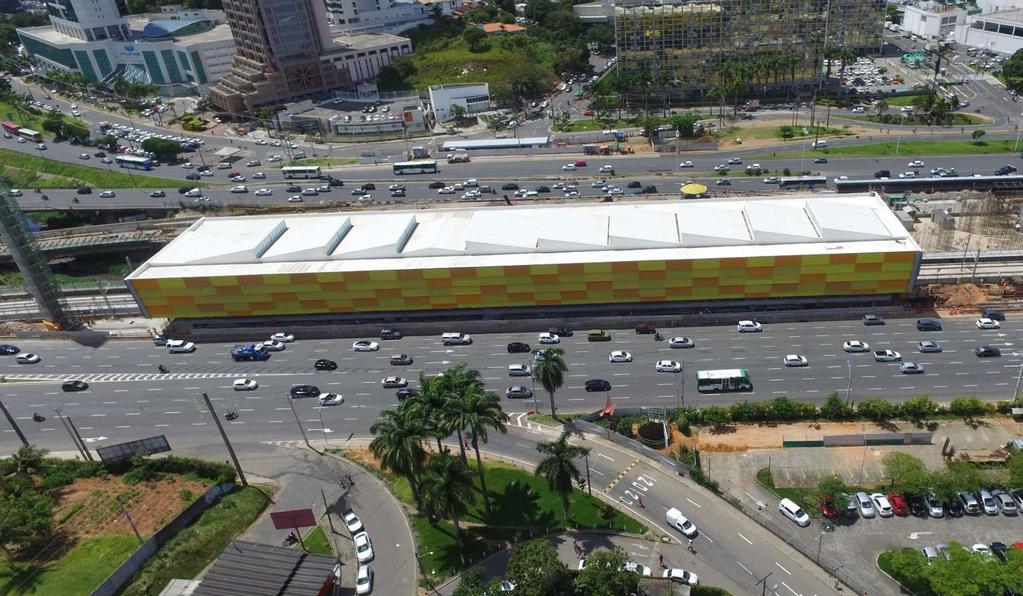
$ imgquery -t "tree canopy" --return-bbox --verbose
[574,547,638,596]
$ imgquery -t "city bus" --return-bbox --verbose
[18,128,42,142]
[778,176,827,189]
[282,165,323,179]
[696,369,753,393]
[392,160,438,175]
[115,155,154,170]
[1,121,20,136]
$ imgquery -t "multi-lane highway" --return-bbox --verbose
[0,316,1019,455]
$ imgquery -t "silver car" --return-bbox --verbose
[855,491,876,518]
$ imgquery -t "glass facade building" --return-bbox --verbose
[613,0,885,102]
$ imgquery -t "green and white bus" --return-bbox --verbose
[696,369,752,393]
[282,165,323,179]
[392,159,438,175]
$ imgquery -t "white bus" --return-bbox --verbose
[282,165,323,179]
[393,160,438,175]
[696,369,752,393]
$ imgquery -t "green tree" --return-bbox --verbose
[875,100,889,117]
[669,112,699,137]
[505,539,572,596]
[700,405,731,429]
[369,406,428,506]
[410,373,452,452]
[452,568,487,596]
[438,363,486,462]
[1008,452,1023,487]
[926,541,1005,594]
[820,392,854,420]
[1002,49,1023,93]
[816,474,849,511]
[449,104,466,122]
[97,134,118,149]
[41,110,64,137]
[950,396,986,417]
[535,430,590,522]
[420,453,475,553]
[768,396,801,420]
[574,547,639,596]
[463,27,488,52]
[533,347,567,417]
[0,491,53,563]
[900,396,939,421]
[585,24,615,50]
[856,397,896,422]
[883,452,930,494]
[931,462,985,503]
[141,138,183,161]
[447,386,507,515]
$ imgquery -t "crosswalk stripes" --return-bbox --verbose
[0,371,304,384]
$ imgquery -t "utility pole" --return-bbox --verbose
[65,412,92,461]
[121,503,143,544]
[1013,360,1023,401]
[201,392,248,486]
[845,359,852,405]
[679,359,686,410]
[583,451,592,496]
[0,399,28,447]
[53,407,88,460]
[320,488,336,534]
[287,395,319,453]
[755,572,774,596]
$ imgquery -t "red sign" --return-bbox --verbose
[270,508,316,529]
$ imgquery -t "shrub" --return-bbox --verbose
[950,396,986,417]
[688,466,719,493]
[857,397,897,422]
[900,396,939,421]
[179,489,195,503]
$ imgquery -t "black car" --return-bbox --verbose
[76,186,92,194]
[946,500,965,518]
[396,387,418,399]
[548,327,572,337]
[991,541,1009,563]
[286,184,302,192]
[0,344,19,355]
[643,185,657,194]
[290,384,320,398]
[536,185,550,193]
[501,183,519,191]
[390,354,413,365]
[585,379,612,392]
[428,181,446,189]
[328,177,344,187]
[874,169,891,178]
[916,318,942,331]
[905,493,927,518]
[185,173,201,181]
[379,328,403,340]
[976,345,1001,358]
[983,308,1006,321]
[61,380,89,392]
[507,342,531,353]
[813,157,828,164]
[94,151,106,158]
[862,314,885,326]
[314,359,337,371]
[361,183,375,190]
[627,180,642,188]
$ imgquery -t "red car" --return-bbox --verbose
[574,160,587,167]
[887,493,910,517]
[819,498,837,519]
[228,171,241,178]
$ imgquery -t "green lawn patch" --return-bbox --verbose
[560,119,631,132]
[756,138,1021,159]
[527,413,581,427]
[843,113,989,125]
[884,94,924,107]
[0,100,88,140]
[119,486,269,596]
[0,147,186,189]
[0,535,139,595]
[302,525,333,556]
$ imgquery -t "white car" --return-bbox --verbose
[260,340,286,352]
[537,332,560,344]
[976,317,1001,329]
[663,568,699,585]
[508,364,531,376]
[736,320,762,332]
[233,378,258,391]
[437,186,455,194]
[15,353,40,364]
[356,565,373,594]
[870,492,894,517]
[318,392,344,406]
[100,191,116,198]
[78,153,89,160]
[352,340,380,352]
[908,160,925,167]
[783,354,808,367]
[343,509,363,533]
[271,332,295,343]
[655,360,682,373]
[562,163,577,171]
[354,531,374,562]
[623,562,652,577]
[855,491,876,518]
[287,196,303,202]
[898,171,916,179]
[231,175,247,182]
[669,337,694,348]
[166,340,196,353]
[843,340,870,352]
[253,172,266,179]
[254,188,273,196]
[608,350,633,363]
[873,349,901,362]
[268,154,282,162]
[230,185,248,193]
[35,143,46,150]
[679,161,694,168]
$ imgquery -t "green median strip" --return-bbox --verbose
[755,139,1022,159]
[0,146,194,189]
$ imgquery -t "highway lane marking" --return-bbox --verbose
[737,532,753,545]
[597,453,615,462]
[126,412,139,416]
[686,498,701,508]
[736,561,753,575]
[774,562,791,575]
[780,581,799,596]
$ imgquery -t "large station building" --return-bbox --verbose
[125,195,923,320]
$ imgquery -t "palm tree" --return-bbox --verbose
[5,445,47,490]
[370,406,428,507]
[535,431,591,522]
[533,348,568,418]
[876,100,889,117]
[446,387,508,515]
[420,454,476,553]
[438,364,485,462]
[411,373,452,452]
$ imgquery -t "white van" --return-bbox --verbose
[811,140,828,148]
[185,188,203,197]
[665,507,698,538]
[441,332,472,346]
[166,340,196,353]
[778,498,811,527]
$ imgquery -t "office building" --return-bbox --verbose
[18,5,234,95]
[323,32,413,82]
[428,82,490,121]
[325,0,430,34]
[902,2,965,41]
[209,0,348,112]
[614,0,885,101]
[125,195,921,319]
[958,9,1023,54]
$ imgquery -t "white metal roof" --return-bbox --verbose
[128,194,920,280]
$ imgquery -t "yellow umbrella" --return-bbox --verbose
[681,183,707,195]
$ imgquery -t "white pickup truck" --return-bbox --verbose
[873,349,902,362]
[447,152,470,163]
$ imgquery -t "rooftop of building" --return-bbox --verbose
[974,7,1023,21]
[21,17,232,45]
[287,95,424,121]
[330,31,410,51]
[428,82,490,91]
[127,194,921,282]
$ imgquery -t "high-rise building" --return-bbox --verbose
[613,0,885,103]
[325,0,429,34]
[210,0,349,112]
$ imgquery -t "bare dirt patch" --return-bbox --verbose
[52,474,208,540]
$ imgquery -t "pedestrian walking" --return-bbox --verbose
[659,553,665,568]
[637,495,644,507]
[346,472,353,485]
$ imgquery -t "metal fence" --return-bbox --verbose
[571,408,690,476]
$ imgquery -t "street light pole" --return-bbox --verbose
[584,451,592,496]
[679,359,685,410]
[1013,360,1023,401]
[845,359,852,405]
[0,399,29,448]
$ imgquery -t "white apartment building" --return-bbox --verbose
[901,2,966,40]
[322,32,413,83]
[958,9,1023,54]
[325,0,431,34]
[428,82,490,121]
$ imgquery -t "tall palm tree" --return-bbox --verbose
[411,373,451,453]
[370,406,428,507]
[533,348,568,418]
[535,431,591,522]
[420,454,476,553]
[446,387,508,515]
[438,364,485,462]
[5,445,47,492]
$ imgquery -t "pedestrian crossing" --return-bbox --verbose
[0,371,300,384]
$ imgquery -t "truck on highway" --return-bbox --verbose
[447,152,470,163]
[232,344,271,362]
[873,349,901,362]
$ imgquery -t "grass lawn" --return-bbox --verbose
[0,147,186,189]
[756,138,1020,159]
[119,486,269,596]
[0,100,89,140]
[561,119,631,132]
[844,113,989,125]
[884,95,924,107]
[527,413,582,427]
[0,536,139,595]
[718,125,853,141]
[302,525,334,556]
